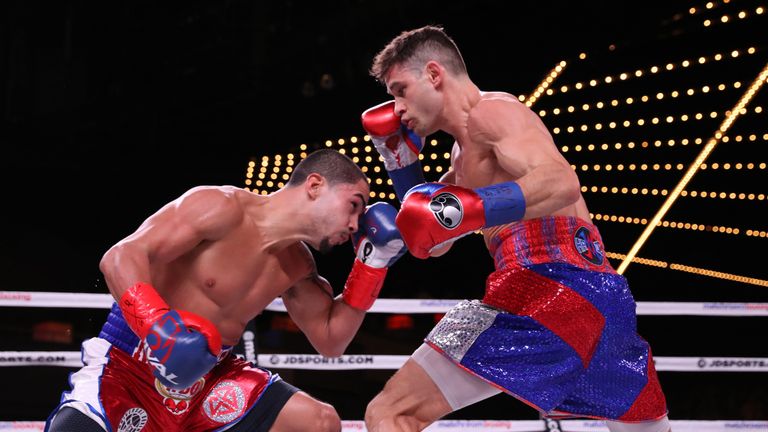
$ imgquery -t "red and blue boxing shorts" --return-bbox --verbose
[424,216,668,421]
[45,304,295,431]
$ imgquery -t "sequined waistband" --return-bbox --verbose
[488,216,614,272]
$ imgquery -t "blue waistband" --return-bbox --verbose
[99,302,234,358]
[99,302,141,354]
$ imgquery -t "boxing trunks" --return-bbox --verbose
[45,303,290,431]
[424,216,668,421]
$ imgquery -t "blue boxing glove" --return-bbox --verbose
[342,202,407,310]
[120,282,222,389]
[362,101,426,202]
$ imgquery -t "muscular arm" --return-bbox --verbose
[99,186,243,302]
[467,99,581,218]
[281,244,365,357]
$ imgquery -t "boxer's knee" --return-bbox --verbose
[364,393,385,428]
[309,401,341,432]
[605,416,671,432]
[365,390,420,432]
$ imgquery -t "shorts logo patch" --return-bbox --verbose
[118,407,148,432]
[203,380,246,423]
[573,226,604,265]
[430,192,463,229]
[155,377,205,415]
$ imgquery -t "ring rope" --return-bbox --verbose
[0,419,765,431]
[2,291,767,316]
[1,351,767,372]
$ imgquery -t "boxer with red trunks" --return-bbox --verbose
[44,149,407,432]
[360,26,671,432]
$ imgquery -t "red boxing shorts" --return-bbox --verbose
[424,216,668,421]
[45,305,296,431]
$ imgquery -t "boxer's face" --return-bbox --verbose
[315,179,369,253]
[385,62,442,137]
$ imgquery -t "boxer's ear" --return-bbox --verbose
[305,173,325,200]
[425,61,443,88]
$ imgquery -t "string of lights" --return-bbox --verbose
[550,106,762,136]
[618,60,768,273]
[592,212,768,239]
[561,133,768,154]
[605,251,768,287]
[539,80,752,117]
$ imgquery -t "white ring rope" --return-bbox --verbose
[3,292,766,430]
[0,419,765,432]
[2,291,768,316]
[1,351,767,372]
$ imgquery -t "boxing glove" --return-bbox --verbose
[342,202,406,310]
[396,182,526,259]
[362,100,425,201]
[119,282,222,389]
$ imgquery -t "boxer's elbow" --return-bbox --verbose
[312,338,347,358]
[311,327,355,358]
[319,345,346,358]
[99,245,121,277]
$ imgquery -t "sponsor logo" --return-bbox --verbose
[360,240,374,263]
[267,355,375,366]
[430,192,463,229]
[573,226,604,265]
[145,348,179,386]
[242,331,257,364]
[204,381,246,423]
[0,355,69,365]
[155,377,205,415]
[544,418,563,432]
[697,358,768,369]
[117,407,148,432]
[0,292,31,302]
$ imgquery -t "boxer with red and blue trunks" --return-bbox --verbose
[420,216,668,422]
[45,303,298,432]
[385,179,670,431]
[43,152,409,432]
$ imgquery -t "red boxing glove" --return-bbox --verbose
[361,100,425,202]
[396,182,526,259]
[342,261,387,311]
[119,282,170,339]
[119,282,222,389]
[341,202,405,311]
[396,183,484,259]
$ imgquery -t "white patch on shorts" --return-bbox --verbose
[203,380,246,423]
[117,407,148,432]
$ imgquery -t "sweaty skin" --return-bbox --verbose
[100,179,369,355]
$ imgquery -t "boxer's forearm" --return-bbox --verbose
[305,297,366,358]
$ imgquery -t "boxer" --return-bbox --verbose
[45,149,406,432]
[361,25,671,432]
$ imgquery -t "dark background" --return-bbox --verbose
[2,0,767,425]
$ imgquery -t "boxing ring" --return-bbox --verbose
[2,291,767,431]
[4,4,767,430]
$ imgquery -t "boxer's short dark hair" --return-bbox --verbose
[370,25,467,83]
[288,149,367,187]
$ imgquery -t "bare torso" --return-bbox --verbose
[150,188,310,346]
[449,92,591,249]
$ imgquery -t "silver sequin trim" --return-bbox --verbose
[426,300,500,362]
